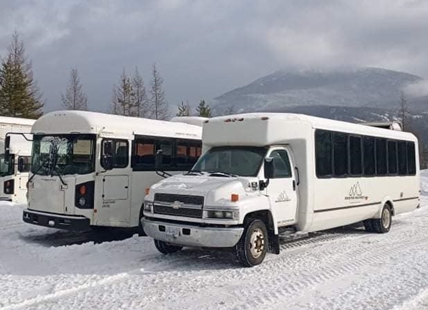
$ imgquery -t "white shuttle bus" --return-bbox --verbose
[142,113,420,267]
[0,117,35,204]
[22,111,203,232]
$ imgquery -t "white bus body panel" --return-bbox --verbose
[26,111,202,229]
[143,113,420,247]
[201,113,419,233]
[0,117,35,204]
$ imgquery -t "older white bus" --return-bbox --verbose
[0,117,35,204]
[22,111,202,232]
[142,113,420,266]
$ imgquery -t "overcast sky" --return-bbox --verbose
[1,0,428,113]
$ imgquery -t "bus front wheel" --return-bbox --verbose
[154,239,183,254]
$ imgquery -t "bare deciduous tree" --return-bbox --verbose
[132,67,149,117]
[398,91,410,131]
[61,68,88,110]
[149,63,169,120]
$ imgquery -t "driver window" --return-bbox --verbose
[269,150,292,178]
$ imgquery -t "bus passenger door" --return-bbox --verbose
[265,147,298,227]
[96,139,132,227]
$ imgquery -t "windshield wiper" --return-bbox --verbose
[208,171,237,178]
[28,158,50,184]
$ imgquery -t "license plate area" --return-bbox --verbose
[165,226,180,240]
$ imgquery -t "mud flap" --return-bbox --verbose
[269,232,280,254]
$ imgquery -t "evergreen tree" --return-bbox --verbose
[176,101,191,116]
[196,100,211,117]
[111,70,134,116]
[0,32,43,118]
[149,63,169,120]
[61,68,88,110]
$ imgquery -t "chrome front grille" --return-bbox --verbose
[153,193,204,218]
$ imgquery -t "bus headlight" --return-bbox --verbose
[207,210,237,219]
[75,181,94,209]
[144,201,153,212]
[4,180,14,195]
[78,197,86,206]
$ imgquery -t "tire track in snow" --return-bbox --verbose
[135,218,427,310]
[0,273,129,310]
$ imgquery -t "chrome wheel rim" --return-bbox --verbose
[382,208,391,229]
[249,228,265,258]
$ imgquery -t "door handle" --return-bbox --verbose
[292,180,296,191]
[124,186,129,189]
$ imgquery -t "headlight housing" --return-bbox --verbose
[144,201,153,212]
[206,210,237,220]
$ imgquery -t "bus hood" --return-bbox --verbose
[147,174,260,206]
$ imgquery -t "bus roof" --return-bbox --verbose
[203,113,417,147]
[31,111,202,140]
[0,116,35,127]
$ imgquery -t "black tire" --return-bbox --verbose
[154,239,183,255]
[235,219,268,267]
[363,219,374,232]
[372,204,392,233]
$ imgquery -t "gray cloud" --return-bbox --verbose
[1,0,428,113]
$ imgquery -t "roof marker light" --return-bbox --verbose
[261,117,269,120]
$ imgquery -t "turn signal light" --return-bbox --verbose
[79,185,86,195]
[231,194,239,202]
[145,188,150,195]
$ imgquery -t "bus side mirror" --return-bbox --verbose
[4,136,10,163]
[101,155,113,170]
[18,157,25,172]
[155,150,163,170]
[264,157,275,179]
[104,141,113,155]
[101,140,113,170]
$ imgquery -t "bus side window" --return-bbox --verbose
[176,140,202,168]
[18,156,31,172]
[102,139,129,169]
[269,150,292,178]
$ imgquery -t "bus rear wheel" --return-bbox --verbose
[371,204,392,233]
[154,239,183,254]
[235,219,268,267]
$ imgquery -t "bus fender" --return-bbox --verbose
[374,197,394,219]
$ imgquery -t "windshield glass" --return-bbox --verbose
[31,134,96,176]
[192,146,267,177]
[0,154,13,177]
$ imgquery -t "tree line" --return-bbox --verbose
[0,32,225,121]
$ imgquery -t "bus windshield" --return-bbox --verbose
[192,146,267,177]
[0,154,13,177]
[31,134,96,176]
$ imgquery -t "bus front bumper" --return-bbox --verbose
[23,209,90,231]
[141,218,244,248]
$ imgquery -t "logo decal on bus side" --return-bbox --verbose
[275,191,290,203]
[345,182,368,201]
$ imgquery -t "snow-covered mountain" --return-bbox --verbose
[212,67,423,114]
[212,67,428,145]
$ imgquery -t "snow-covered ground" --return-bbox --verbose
[2,175,428,310]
